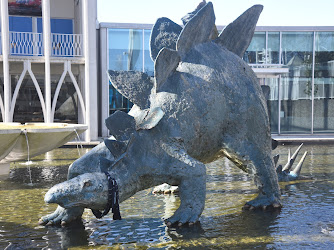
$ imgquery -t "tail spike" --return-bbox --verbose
[282,143,303,171]
[290,151,308,177]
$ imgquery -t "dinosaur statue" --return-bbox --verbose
[40,2,306,227]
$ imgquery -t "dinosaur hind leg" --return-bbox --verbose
[221,145,281,210]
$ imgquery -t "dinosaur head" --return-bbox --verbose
[44,172,108,210]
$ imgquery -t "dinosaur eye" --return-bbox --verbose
[83,180,92,187]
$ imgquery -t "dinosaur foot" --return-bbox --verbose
[39,205,84,226]
[164,204,202,227]
[242,194,282,211]
[165,220,200,228]
[152,183,179,194]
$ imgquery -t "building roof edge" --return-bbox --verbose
[99,22,334,32]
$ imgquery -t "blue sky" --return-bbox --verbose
[98,0,334,26]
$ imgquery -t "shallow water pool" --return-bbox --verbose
[0,144,333,249]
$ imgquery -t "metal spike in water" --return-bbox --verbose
[282,143,303,171]
[23,129,33,185]
[290,151,308,177]
[74,129,83,157]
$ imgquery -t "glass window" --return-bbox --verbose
[50,19,73,34]
[9,16,32,32]
[108,29,143,71]
[314,32,334,133]
[244,32,266,64]
[37,17,42,33]
[11,75,44,123]
[280,32,313,133]
[144,29,154,76]
[261,78,280,133]
[108,29,144,114]
[52,76,78,124]
[268,32,280,64]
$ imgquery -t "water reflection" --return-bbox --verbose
[0,145,333,249]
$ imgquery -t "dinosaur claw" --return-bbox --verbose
[38,218,47,226]
[46,220,53,226]
[273,202,282,209]
[243,204,251,210]
[242,204,256,211]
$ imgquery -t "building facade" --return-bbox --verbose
[99,23,334,139]
[1,1,333,141]
[0,0,98,141]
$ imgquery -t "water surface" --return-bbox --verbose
[0,145,333,249]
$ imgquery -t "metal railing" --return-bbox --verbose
[51,33,83,57]
[10,31,43,56]
[249,63,285,68]
[1,31,83,57]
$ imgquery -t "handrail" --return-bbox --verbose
[1,31,83,57]
[51,33,83,57]
[249,63,286,68]
[9,31,43,56]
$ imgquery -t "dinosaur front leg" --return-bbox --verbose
[161,141,206,226]
[39,206,84,226]
[165,175,206,226]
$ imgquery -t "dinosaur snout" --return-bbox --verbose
[44,181,69,205]
[43,172,110,209]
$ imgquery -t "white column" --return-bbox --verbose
[100,27,109,137]
[42,0,52,123]
[32,17,37,32]
[82,0,98,141]
[0,0,11,122]
[32,17,37,55]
